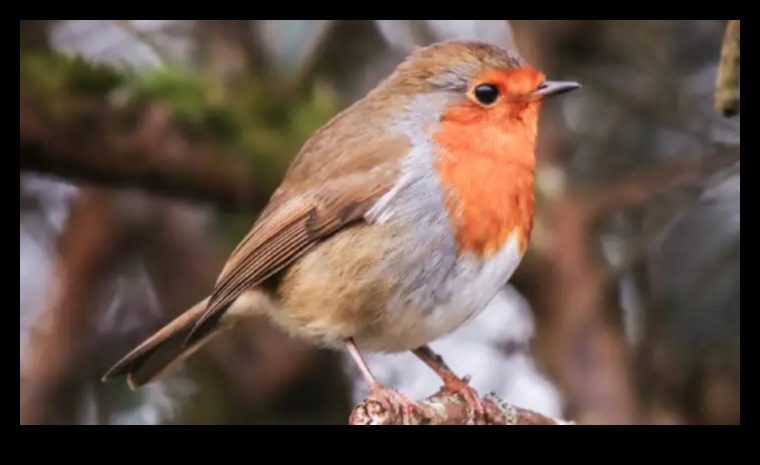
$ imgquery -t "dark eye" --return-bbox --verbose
[473,84,499,105]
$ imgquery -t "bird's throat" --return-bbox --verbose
[432,109,537,258]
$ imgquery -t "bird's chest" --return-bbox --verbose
[434,152,535,259]
[360,156,531,351]
[362,226,526,352]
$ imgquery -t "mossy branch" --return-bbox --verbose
[715,20,740,117]
[19,51,338,214]
[20,94,272,213]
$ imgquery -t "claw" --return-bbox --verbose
[441,376,488,424]
[369,383,422,422]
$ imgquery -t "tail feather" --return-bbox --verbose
[102,298,230,390]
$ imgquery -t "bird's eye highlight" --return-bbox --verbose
[473,84,500,105]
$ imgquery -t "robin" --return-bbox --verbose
[102,40,580,422]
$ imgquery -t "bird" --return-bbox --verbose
[102,40,580,421]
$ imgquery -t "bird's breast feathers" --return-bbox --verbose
[365,136,536,259]
[354,132,534,351]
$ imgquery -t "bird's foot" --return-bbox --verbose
[440,374,488,424]
[361,382,422,423]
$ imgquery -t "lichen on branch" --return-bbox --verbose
[350,390,572,425]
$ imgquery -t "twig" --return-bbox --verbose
[715,20,740,117]
[586,144,740,218]
[19,93,274,213]
[350,390,571,425]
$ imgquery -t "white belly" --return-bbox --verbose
[355,231,525,352]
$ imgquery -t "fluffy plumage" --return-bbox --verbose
[102,40,578,394]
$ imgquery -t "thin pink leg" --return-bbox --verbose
[413,345,487,422]
[344,337,379,388]
[344,338,421,420]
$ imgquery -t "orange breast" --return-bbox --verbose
[432,100,538,257]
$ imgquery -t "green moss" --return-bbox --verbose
[123,65,214,120]
[20,49,340,245]
[20,51,124,97]
[207,78,339,244]
[20,51,126,119]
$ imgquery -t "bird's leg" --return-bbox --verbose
[344,338,421,420]
[412,345,487,422]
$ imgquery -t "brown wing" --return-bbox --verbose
[184,163,400,346]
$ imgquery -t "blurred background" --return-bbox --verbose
[19,20,740,425]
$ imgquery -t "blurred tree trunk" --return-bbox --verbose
[21,190,125,424]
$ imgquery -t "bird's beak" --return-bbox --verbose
[531,80,581,100]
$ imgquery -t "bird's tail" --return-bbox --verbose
[102,297,229,390]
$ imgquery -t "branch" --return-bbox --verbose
[19,92,275,213]
[513,147,739,425]
[715,20,740,117]
[586,144,740,217]
[349,391,571,425]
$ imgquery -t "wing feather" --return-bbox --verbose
[184,163,400,345]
